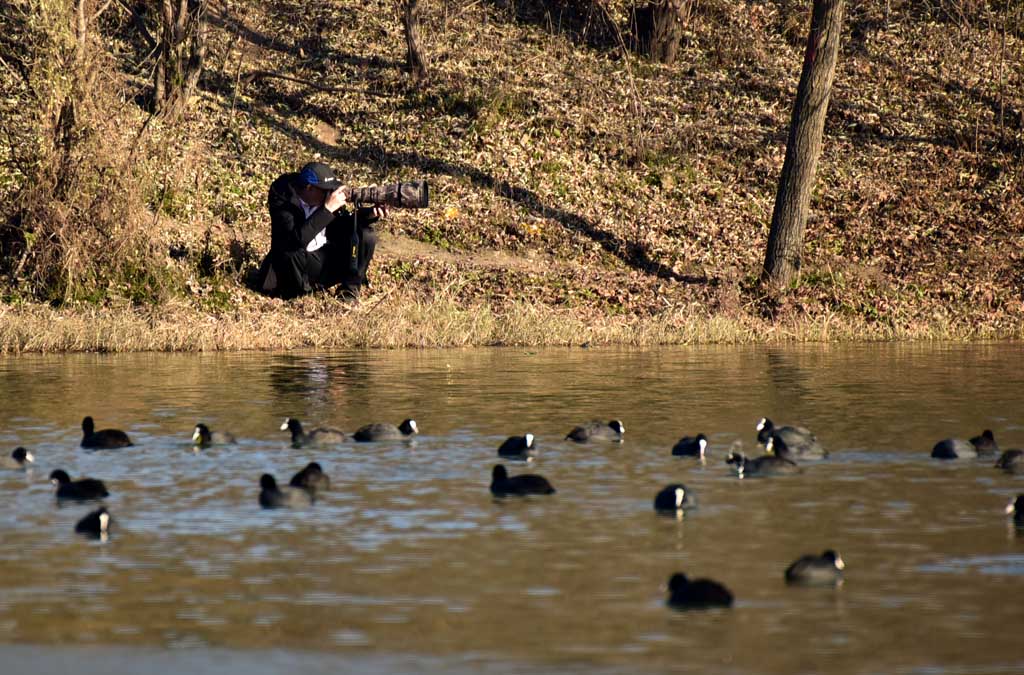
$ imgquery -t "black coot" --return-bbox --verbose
[671,434,708,458]
[80,416,132,449]
[565,420,624,442]
[75,507,112,540]
[969,429,999,456]
[281,418,347,447]
[259,473,313,508]
[784,550,845,585]
[497,434,536,459]
[192,423,236,447]
[995,449,1023,474]
[653,484,697,513]
[490,464,555,496]
[2,447,34,469]
[665,573,733,609]
[726,450,800,478]
[757,418,826,459]
[766,434,829,462]
[289,462,331,496]
[353,419,418,442]
[50,469,109,500]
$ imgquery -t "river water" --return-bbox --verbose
[0,345,1022,674]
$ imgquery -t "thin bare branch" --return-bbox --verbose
[90,0,116,22]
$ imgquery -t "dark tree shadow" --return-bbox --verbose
[827,48,1023,155]
[327,140,711,285]
[480,0,626,54]
[221,84,711,285]
[200,68,376,133]
[730,11,1021,156]
[206,6,401,71]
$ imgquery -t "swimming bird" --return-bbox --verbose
[490,464,555,496]
[969,429,999,456]
[289,462,330,496]
[765,434,827,463]
[258,473,313,509]
[671,434,708,458]
[931,437,978,459]
[784,550,845,585]
[653,484,697,513]
[280,418,347,447]
[75,507,112,540]
[497,434,535,459]
[80,416,132,449]
[726,450,800,478]
[1,447,34,469]
[995,449,1024,474]
[192,423,236,447]
[757,418,826,459]
[665,573,733,609]
[49,469,109,501]
[1007,495,1024,526]
[353,419,418,442]
[565,420,624,443]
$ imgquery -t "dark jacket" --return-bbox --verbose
[256,172,378,298]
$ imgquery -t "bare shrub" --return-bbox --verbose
[0,0,166,304]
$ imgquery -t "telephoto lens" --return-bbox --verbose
[344,181,429,209]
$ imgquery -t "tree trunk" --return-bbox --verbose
[762,0,845,291]
[649,0,680,64]
[638,0,689,64]
[155,0,207,119]
[403,0,428,86]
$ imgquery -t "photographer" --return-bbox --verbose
[255,162,384,300]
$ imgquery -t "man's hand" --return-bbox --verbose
[323,186,348,213]
[371,206,388,219]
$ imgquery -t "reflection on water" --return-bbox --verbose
[1,344,1023,674]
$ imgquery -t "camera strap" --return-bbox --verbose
[349,203,360,275]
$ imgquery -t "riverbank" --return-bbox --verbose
[3,304,1016,354]
[4,229,1023,353]
[3,282,1017,353]
[2,1,1022,352]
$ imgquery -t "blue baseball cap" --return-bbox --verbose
[299,162,342,191]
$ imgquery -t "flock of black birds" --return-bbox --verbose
[4,415,1024,610]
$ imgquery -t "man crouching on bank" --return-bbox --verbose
[255,161,385,300]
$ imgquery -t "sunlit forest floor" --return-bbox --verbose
[1,0,1022,350]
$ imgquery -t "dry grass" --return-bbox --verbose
[2,288,1020,353]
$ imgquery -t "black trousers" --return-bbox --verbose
[309,222,378,290]
[257,211,380,299]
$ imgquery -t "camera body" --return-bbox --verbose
[342,181,429,209]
